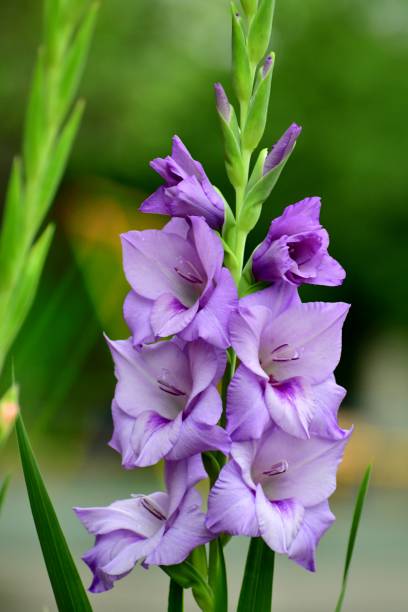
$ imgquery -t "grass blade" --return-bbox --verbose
[0,475,11,513]
[335,464,372,612]
[168,578,184,612]
[15,413,92,611]
[237,537,275,612]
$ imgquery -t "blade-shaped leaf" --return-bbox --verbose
[335,464,372,612]
[0,224,55,363]
[168,578,184,612]
[35,99,85,227]
[208,539,228,612]
[23,48,46,179]
[0,475,11,513]
[56,3,98,125]
[237,538,275,612]
[15,413,92,611]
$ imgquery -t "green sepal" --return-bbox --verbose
[231,4,252,105]
[162,562,214,612]
[242,55,274,151]
[244,136,296,211]
[241,0,258,18]
[247,147,267,191]
[203,451,221,486]
[248,0,276,65]
[217,106,245,188]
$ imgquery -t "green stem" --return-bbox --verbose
[168,578,184,612]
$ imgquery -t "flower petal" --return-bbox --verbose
[206,461,259,537]
[145,489,212,566]
[227,366,270,440]
[181,267,238,349]
[123,291,154,348]
[165,455,207,516]
[130,411,183,467]
[255,486,304,554]
[229,304,270,378]
[264,377,315,439]
[265,301,350,384]
[288,501,335,571]
[150,293,199,336]
[187,339,225,401]
[189,385,223,426]
[310,376,349,440]
[166,416,230,460]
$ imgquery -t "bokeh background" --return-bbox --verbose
[1,0,408,609]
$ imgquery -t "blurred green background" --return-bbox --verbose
[1,0,407,610]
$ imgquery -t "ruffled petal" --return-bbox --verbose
[206,461,259,537]
[264,377,315,439]
[288,501,335,571]
[255,487,304,554]
[227,366,270,440]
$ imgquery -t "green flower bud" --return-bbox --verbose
[231,4,252,105]
[241,54,274,151]
[214,84,245,188]
[240,0,258,18]
[247,147,268,191]
[248,0,276,65]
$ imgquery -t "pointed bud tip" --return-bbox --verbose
[262,54,275,78]
[214,83,231,122]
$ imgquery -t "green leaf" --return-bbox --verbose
[0,157,24,292]
[15,413,92,611]
[36,99,85,227]
[208,539,228,612]
[0,475,11,513]
[162,562,213,612]
[0,225,55,362]
[237,538,275,612]
[168,578,184,612]
[23,49,46,180]
[335,464,372,612]
[56,3,99,125]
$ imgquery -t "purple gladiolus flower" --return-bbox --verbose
[227,283,350,440]
[121,216,238,349]
[140,136,225,229]
[206,425,351,570]
[75,456,212,592]
[252,197,346,286]
[107,336,230,467]
[263,123,302,175]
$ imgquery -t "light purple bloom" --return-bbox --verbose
[121,216,237,349]
[75,456,212,592]
[206,426,351,570]
[140,136,225,229]
[107,336,230,467]
[263,123,302,175]
[227,283,349,440]
[252,197,345,286]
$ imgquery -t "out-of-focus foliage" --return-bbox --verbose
[0,0,407,434]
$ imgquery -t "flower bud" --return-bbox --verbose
[244,123,302,212]
[0,384,19,445]
[231,4,252,105]
[214,83,245,189]
[248,0,276,65]
[214,83,231,122]
[241,53,274,151]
